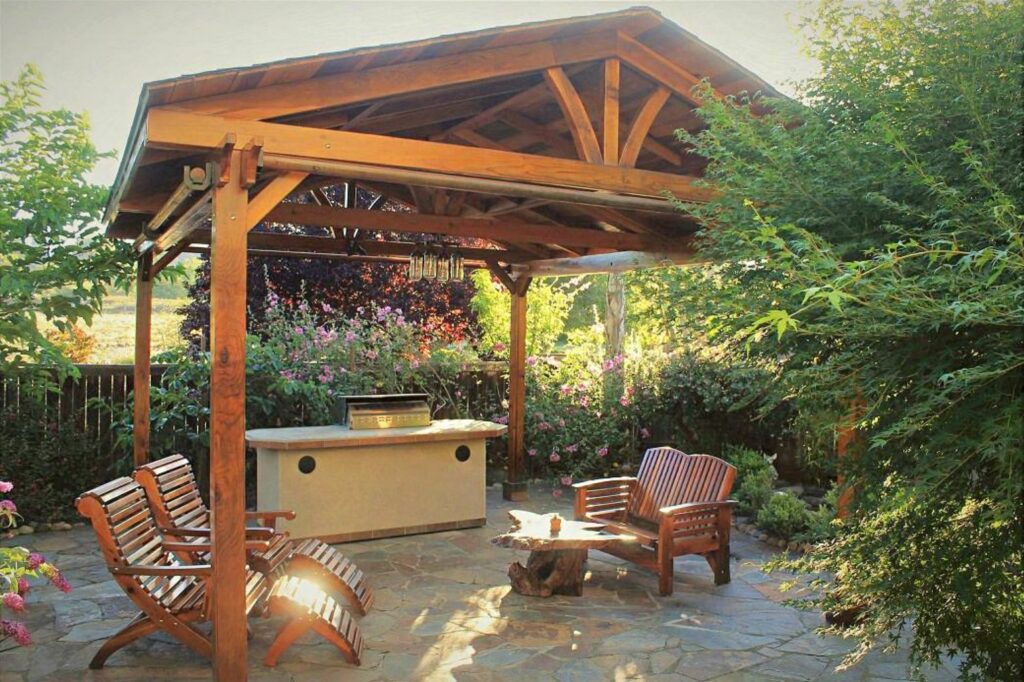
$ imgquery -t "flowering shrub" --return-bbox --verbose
[115,296,485,481]
[507,326,661,490]
[1,481,72,647]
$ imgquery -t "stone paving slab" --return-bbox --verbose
[0,485,959,682]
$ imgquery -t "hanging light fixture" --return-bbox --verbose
[437,245,450,282]
[409,242,466,282]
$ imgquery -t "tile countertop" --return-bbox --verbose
[245,419,507,450]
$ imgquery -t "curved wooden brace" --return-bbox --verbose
[543,67,602,164]
[620,87,671,168]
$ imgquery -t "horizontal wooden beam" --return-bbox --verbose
[163,31,620,120]
[513,248,701,277]
[151,191,212,254]
[145,109,712,203]
[265,205,676,252]
[185,228,527,263]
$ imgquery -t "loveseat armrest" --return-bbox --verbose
[573,477,638,520]
[658,500,737,541]
[110,563,213,577]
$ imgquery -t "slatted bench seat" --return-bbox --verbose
[263,575,365,667]
[574,447,737,595]
[135,454,373,615]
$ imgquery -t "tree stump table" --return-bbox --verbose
[491,510,636,597]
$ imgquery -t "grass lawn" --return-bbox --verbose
[85,290,189,364]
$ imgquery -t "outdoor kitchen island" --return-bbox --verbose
[247,419,507,542]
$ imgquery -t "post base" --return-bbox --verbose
[502,480,529,502]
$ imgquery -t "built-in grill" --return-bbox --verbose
[335,393,431,430]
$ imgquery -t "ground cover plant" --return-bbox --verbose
[662,0,1023,677]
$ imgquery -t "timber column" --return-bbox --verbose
[209,146,249,680]
[133,251,153,466]
[503,276,531,501]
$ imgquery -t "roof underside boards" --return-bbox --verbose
[106,6,780,268]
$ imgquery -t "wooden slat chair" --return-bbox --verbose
[134,454,373,615]
[573,447,737,595]
[75,477,271,668]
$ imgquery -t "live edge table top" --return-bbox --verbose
[492,510,637,551]
[246,419,507,451]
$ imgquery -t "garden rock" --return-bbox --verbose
[17,524,34,535]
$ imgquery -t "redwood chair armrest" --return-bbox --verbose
[658,500,737,542]
[659,500,738,516]
[110,564,213,577]
[161,526,275,540]
[573,477,638,520]
[163,539,271,554]
[245,509,296,530]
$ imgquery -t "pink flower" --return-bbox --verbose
[619,395,631,407]
[527,449,537,457]
[493,342,506,353]
[293,326,304,335]
[552,489,563,498]
[533,412,544,420]
[344,330,357,342]
[597,447,609,457]
[526,356,538,367]
[364,350,379,360]
[549,452,561,463]
[0,500,16,513]
[558,418,566,428]
[565,443,578,453]
[298,302,309,312]
[16,578,29,596]
[1,619,31,646]
[2,593,26,613]
[410,359,420,369]
[0,481,12,493]
[26,553,44,570]
[537,422,551,431]
[322,303,333,313]
[602,359,615,371]
[640,427,651,440]
[495,416,509,425]
[560,385,572,396]
[560,476,573,486]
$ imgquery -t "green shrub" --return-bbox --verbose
[0,400,108,522]
[796,486,839,544]
[756,492,810,540]
[736,466,776,515]
[721,444,776,487]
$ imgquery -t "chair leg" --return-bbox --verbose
[265,618,312,667]
[657,546,674,596]
[706,545,731,585]
[89,612,158,669]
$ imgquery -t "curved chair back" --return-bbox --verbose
[627,447,736,524]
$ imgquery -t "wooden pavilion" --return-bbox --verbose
[104,7,778,678]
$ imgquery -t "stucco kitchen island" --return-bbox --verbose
[247,419,507,542]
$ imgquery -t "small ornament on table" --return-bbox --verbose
[550,513,562,535]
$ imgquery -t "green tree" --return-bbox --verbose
[0,65,133,380]
[469,269,579,356]
[665,0,1022,678]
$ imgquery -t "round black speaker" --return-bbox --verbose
[298,456,317,474]
[455,445,471,462]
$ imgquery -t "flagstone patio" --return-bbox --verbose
[1,485,958,682]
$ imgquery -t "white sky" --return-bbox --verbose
[0,0,820,187]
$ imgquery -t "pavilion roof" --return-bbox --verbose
[105,6,781,274]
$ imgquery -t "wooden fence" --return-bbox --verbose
[0,362,508,466]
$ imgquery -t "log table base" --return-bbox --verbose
[508,548,587,597]
[493,510,636,598]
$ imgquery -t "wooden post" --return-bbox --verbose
[209,146,249,680]
[605,273,625,359]
[503,276,531,501]
[835,395,864,519]
[132,251,153,466]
